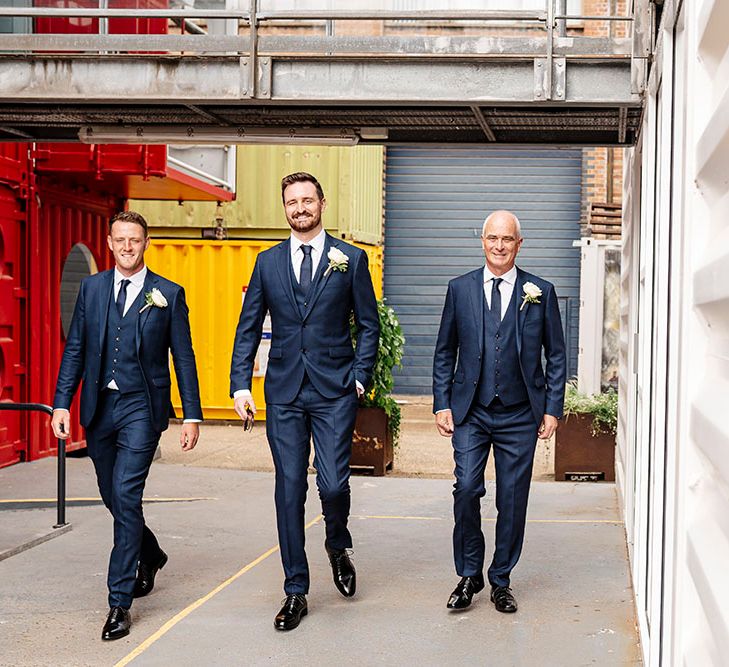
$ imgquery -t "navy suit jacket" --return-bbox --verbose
[53,268,203,434]
[433,266,566,426]
[230,233,379,404]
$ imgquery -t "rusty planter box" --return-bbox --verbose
[350,407,393,476]
[555,413,615,482]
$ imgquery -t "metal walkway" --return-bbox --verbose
[0,2,648,146]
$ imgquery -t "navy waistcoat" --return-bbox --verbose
[101,287,145,394]
[476,286,529,408]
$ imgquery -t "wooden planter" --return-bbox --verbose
[350,406,393,476]
[554,413,615,481]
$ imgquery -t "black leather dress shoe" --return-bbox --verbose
[325,544,356,597]
[101,606,131,641]
[134,550,168,598]
[490,585,518,613]
[446,575,485,609]
[274,594,308,631]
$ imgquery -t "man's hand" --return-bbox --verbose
[51,409,71,440]
[435,409,454,437]
[234,395,257,429]
[538,414,559,440]
[180,423,200,451]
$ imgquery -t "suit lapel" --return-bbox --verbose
[302,233,334,322]
[275,239,300,316]
[468,269,484,353]
[515,267,527,354]
[136,270,157,350]
[98,270,114,349]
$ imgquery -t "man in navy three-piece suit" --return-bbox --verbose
[433,210,566,614]
[52,211,202,641]
[230,172,379,631]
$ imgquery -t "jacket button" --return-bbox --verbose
[473,381,477,385]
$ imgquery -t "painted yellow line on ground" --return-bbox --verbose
[353,514,621,525]
[114,514,323,667]
[0,497,218,504]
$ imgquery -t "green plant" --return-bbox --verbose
[563,381,618,436]
[351,299,405,445]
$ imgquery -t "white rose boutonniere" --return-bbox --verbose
[324,247,349,277]
[520,282,542,311]
[139,288,168,314]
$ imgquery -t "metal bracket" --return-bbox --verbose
[257,56,272,99]
[534,56,565,101]
[239,56,250,98]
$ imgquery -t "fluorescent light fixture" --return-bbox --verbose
[78,125,359,146]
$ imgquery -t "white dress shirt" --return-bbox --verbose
[483,265,517,320]
[289,227,326,282]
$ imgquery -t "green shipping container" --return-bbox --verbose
[131,144,384,245]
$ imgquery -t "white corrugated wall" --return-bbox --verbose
[619,1,729,664]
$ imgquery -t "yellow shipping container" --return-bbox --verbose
[146,239,383,421]
[132,144,384,245]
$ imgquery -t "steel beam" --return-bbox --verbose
[0,56,637,105]
[0,34,633,57]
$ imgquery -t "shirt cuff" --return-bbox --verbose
[355,381,364,393]
[182,419,202,424]
[53,408,70,414]
[233,389,252,400]
[435,409,450,414]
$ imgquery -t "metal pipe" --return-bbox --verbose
[556,0,566,37]
[0,8,547,22]
[0,403,68,529]
[553,15,633,21]
[0,8,251,19]
[257,11,546,22]
[546,0,554,101]
[249,0,258,98]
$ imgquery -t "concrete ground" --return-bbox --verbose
[0,432,640,667]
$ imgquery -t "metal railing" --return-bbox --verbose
[0,2,634,59]
[0,1,638,102]
[0,403,68,529]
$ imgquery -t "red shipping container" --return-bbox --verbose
[0,143,30,468]
[26,177,119,461]
[34,0,168,39]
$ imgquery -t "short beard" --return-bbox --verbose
[287,212,321,234]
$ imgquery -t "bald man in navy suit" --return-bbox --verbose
[433,210,566,614]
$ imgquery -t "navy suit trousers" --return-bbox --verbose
[265,376,358,595]
[451,399,539,588]
[86,390,162,609]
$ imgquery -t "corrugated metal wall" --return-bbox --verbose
[384,147,582,394]
[0,143,28,468]
[29,181,117,460]
[146,240,383,420]
[132,144,384,244]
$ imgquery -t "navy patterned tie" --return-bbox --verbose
[300,245,313,291]
[116,279,130,317]
[491,277,502,321]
